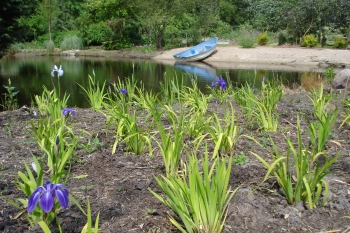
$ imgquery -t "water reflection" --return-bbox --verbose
[174,62,217,81]
[0,56,321,109]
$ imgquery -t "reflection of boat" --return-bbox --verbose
[174,62,217,81]
[173,37,218,62]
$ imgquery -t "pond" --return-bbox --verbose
[0,56,323,109]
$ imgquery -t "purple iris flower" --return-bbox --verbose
[62,107,76,116]
[118,88,127,95]
[262,76,265,83]
[211,75,227,90]
[28,181,69,213]
[51,65,64,77]
[217,75,227,90]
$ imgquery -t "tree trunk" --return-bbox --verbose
[346,17,350,49]
[156,26,164,50]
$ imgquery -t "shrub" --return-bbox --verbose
[7,43,22,55]
[236,26,258,48]
[323,67,335,83]
[44,40,55,53]
[85,22,114,45]
[333,37,346,48]
[278,32,287,45]
[301,34,318,47]
[256,32,269,45]
[60,36,83,51]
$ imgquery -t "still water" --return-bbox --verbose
[0,56,319,109]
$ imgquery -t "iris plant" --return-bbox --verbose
[118,88,127,95]
[28,181,69,213]
[210,75,229,104]
[51,65,64,77]
[62,107,76,116]
[211,75,227,90]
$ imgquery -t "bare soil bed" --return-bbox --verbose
[1,86,350,233]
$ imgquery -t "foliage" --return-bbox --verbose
[78,72,106,111]
[3,0,350,51]
[323,68,335,83]
[208,103,239,158]
[278,32,287,45]
[340,98,350,127]
[60,36,83,50]
[301,34,318,47]
[79,136,103,154]
[35,86,70,121]
[1,78,19,111]
[323,26,346,46]
[155,105,185,176]
[234,84,256,122]
[29,117,78,183]
[37,0,60,41]
[307,108,338,155]
[150,147,237,233]
[251,116,341,209]
[238,79,283,132]
[120,111,153,155]
[235,25,258,48]
[185,111,211,139]
[81,200,100,233]
[256,32,269,45]
[308,84,333,119]
[209,75,230,104]
[159,75,182,106]
[333,37,346,48]
[7,43,22,55]
[181,79,208,114]
[0,0,36,56]
[44,40,55,53]
[233,152,250,166]
[103,36,133,50]
[85,22,114,46]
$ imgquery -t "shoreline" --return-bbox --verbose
[12,45,350,72]
[153,46,350,72]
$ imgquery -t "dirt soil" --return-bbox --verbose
[1,85,350,233]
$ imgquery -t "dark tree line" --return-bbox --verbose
[0,0,349,55]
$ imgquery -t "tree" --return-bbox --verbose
[219,0,250,28]
[0,0,37,56]
[136,0,183,49]
[37,0,60,41]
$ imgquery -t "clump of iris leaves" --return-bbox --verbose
[9,66,346,233]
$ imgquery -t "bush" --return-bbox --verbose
[44,40,55,53]
[256,32,269,45]
[236,26,258,48]
[7,43,22,55]
[60,36,83,51]
[53,30,80,46]
[301,34,318,47]
[85,22,114,46]
[333,37,346,48]
[278,32,287,45]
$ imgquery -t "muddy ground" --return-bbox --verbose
[1,85,350,233]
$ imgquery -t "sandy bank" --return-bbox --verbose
[153,46,350,72]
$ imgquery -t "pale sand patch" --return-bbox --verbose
[153,46,350,72]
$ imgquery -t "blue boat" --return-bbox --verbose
[173,37,218,62]
[174,62,216,81]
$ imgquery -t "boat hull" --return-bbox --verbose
[173,37,218,62]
